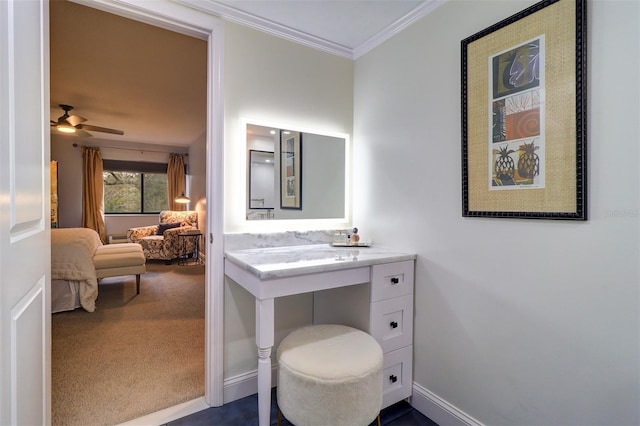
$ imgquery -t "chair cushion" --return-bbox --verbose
[94,243,146,280]
[93,250,145,270]
[140,235,164,251]
[157,222,181,235]
[159,210,198,227]
[96,243,143,254]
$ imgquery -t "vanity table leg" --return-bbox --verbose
[256,298,274,426]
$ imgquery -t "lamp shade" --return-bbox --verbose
[175,192,190,204]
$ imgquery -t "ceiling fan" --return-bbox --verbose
[51,104,124,137]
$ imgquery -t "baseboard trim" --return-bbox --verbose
[224,372,485,425]
[117,379,481,425]
[117,396,209,426]
[411,383,484,426]
[223,366,277,404]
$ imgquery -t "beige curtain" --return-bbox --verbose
[168,154,186,211]
[82,146,107,243]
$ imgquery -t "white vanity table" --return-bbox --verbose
[224,244,417,426]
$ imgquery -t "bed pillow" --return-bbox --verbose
[157,222,181,235]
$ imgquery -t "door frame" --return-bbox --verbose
[67,0,225,411]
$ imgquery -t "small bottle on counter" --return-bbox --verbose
[351,227,360,245]
[333,230,347,245]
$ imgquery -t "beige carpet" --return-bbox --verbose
[52,261,205,426]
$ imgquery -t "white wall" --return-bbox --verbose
[51,134,83,228]
[354,1,639,425]
[223,22,354,379]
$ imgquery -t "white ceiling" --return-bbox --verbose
[208,0,442,57]
[50,0,444,147]
[215,0,423,47]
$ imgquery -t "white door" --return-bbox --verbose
[0,0,51,424]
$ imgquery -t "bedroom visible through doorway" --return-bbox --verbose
[48,0,220,423]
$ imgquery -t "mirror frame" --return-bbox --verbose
[240,118,351,231]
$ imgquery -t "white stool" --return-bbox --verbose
[276,324,383,426]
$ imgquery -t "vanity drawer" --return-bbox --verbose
[370,294,413,353]
[371,260,414,302]
[382,345,413,409]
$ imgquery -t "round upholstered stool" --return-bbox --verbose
[276,324,383,426]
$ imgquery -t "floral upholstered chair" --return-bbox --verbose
[127,210,198,263]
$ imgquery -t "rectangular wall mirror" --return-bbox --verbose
[246,122,348,221]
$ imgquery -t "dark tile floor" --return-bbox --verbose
[166,389,438,426]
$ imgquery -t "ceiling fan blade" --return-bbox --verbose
[75,129,93,138]
[66,114,86,127]
[77,124,124,135]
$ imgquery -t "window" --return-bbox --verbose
[103,160,169,214]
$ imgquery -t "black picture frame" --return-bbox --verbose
[461,0,587,220]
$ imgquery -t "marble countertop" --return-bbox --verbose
[224,243,416,280]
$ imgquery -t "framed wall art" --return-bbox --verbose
[461,0,587,220]
[280,130,302,209]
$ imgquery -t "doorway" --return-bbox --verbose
[48,0,224,423]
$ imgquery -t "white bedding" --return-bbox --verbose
[51,228,102,312]
[51,279,81,313]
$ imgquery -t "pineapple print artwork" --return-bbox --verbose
[517,141,540,181]
[490,36,545,189]
[494,145,516,186]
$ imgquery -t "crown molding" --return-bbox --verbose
[353,0,447,59]
[184,0,353,59]
[72,0,218,40]
[193,0,446,60]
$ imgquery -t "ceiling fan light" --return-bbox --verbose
[57,124,76,134]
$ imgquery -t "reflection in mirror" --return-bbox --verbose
[249,150,275,216]
[246,123,347,221]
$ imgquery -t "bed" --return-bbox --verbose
[51,227,102,313]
